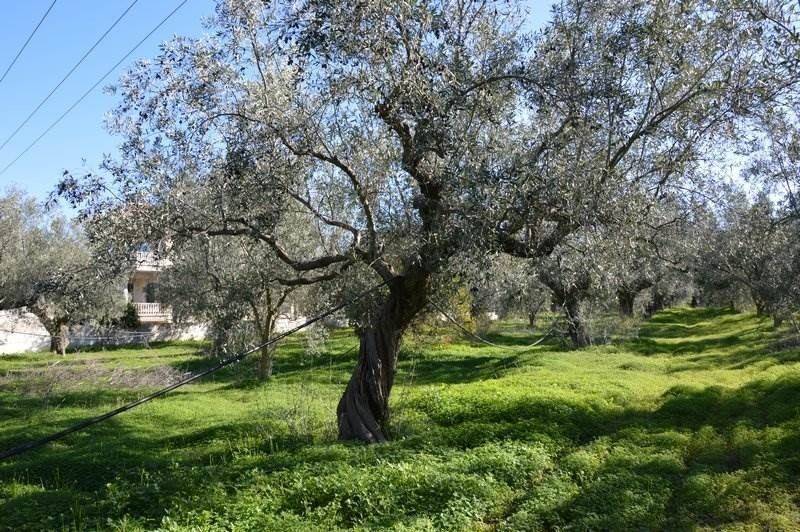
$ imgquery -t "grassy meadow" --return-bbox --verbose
[0,307,799,530]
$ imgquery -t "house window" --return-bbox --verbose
[145,283,160,303]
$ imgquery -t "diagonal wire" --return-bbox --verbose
[0,0,139,153]
[0,278,387,462]
[0,0,188,177]
[0,0,59,85]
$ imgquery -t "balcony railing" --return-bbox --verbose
[133,302,171,322]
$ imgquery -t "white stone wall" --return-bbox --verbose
[274,315,308,333]
[0,309,51,354]
[0,308,209,354]
[66,323,209,349]
[0,309,320,355]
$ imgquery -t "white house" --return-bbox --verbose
[124,249,305,332]
[125,250,172,324]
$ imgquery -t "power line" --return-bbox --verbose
[428,297,502,347]
[428,296,560,350]
[0,0,189,177]
[0,0,139,154]
[0,278,387,462]
[0,0,58,86]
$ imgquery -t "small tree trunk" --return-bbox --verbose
[258,344,274,380]
[51,322,69,355]
[564,298,590,348]
[211,323,230,356]
[254,312,277,380]
[528,310,537,328]
[337,272,428,443]
[617,289,636,317]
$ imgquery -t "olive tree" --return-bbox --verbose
[0,189,125,354]
[60,0,555,443]
[495,0,800,287]
[611,200,699,317]
[696,192,800,325]
[161,233,311,379]
[467,254,550,328]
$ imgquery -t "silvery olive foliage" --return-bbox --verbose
[462,254,550,326]
[0,189,126,353]
[494,0,800,262]
[160,234,305,377]
[746,105,800,220]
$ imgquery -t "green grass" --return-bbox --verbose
[0,308,798,530]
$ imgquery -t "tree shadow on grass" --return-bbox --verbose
[0,405,326,531]
[627,327,767,357]
[397,353,528,385]
[393,372,800,529]
[551,375,800,530]
[666,344,800,373]
[1,369,798,531]
[624,308,800,373]
[645,306,738,327]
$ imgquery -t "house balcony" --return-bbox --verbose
[133,302,172,323]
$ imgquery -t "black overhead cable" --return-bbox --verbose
[0,0,58,86]
[0,0,189,177]
[0,278,388,462]
[0,0,139,153]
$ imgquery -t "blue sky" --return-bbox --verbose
[0,0,553,203]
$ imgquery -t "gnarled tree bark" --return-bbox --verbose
[564,296,590,348]
[540,270,592,348]
[337,271,430,443]
[617,278,653,317]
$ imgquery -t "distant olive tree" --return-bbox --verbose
[161,233,313,379]
[461,254,549,329]
[0,189,125,354]
[696,192,800,326]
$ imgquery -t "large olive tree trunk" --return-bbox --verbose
[564,297,590,348]
[337,272,429,443]
[540,270,591,349]
[28,305,70,355]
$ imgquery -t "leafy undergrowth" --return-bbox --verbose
[0,308,799,530]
